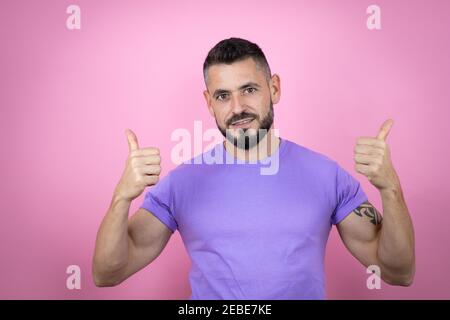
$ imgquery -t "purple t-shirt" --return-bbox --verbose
[140,138,368,299]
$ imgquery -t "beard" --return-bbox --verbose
[216,99,274,150]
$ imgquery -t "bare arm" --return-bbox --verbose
[337,197,415,286]
[377,186,415,283]
[93,196,172,286]
[338,119,415,286]
[93,129,171,287]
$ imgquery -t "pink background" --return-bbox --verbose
[1,0,449,299]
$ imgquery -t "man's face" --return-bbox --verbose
[203,57,280,149]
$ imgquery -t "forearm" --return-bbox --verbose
[93,194,131,282]
[377,181,415,283]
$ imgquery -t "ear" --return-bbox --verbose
[203,89,215,118]
[269,74,281,104]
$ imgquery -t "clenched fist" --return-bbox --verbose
[114,129,161,202]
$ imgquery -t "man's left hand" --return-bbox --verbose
[354,119,400,191]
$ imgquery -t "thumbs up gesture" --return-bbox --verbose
[114,129,161,202]
[354,119,400,191]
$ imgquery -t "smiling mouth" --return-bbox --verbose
[230,117,255,127]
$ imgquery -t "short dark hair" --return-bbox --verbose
[203,37,272,85]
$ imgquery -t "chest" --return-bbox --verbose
[176,170,333,243]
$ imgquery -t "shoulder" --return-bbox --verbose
[283,138,339,173]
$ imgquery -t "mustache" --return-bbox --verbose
[227,112,258,126]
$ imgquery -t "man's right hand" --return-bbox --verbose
[114,129,161,202]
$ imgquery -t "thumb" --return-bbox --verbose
[125,128,139,152]
[376,119,394,141]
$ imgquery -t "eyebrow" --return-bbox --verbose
[212,82,261,98]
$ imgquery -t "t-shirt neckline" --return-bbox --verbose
[221,136,287,164]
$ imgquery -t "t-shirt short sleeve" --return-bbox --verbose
[331,163,369,225]
[139,173,178,233]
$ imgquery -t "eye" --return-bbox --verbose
[244,87,256,94]
[216,93,228,101]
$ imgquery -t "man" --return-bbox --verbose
[93,38,415,299]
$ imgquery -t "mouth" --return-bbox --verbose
[229,117,255,129]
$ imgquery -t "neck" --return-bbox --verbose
[224,128,280,162]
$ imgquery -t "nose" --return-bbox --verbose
[229,92,245,115]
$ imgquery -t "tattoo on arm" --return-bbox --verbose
[353,201,383,225]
